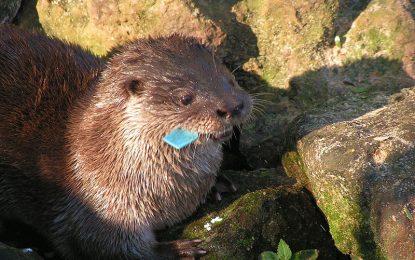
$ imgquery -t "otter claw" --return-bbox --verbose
[156,239,207,258]
[216,175,237,193]
[211,174,237,202]
[213,189,222,201]
[175,239,207,258]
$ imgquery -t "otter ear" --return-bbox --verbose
[125,79,144,96]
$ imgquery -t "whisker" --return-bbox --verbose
[251,98,274,106]
[251,102,267,109]
[245,113,258,123]
[248,91,277,98]
[253,99,274,103]
[252,107,265,116]
[231,64,242,75]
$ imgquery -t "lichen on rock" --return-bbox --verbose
[166,169,344,259]
[286,88,415,259]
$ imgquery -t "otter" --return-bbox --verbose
[0,25,252,259]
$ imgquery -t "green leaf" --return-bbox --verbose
[292,249,319,260]
[277,239,292,260]
[351,86,369,94]
[260,251,279,260]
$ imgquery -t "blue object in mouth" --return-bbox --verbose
[163,128,199,149]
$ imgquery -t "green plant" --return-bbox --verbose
[259,239,319,260]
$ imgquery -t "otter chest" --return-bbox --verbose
[147,145,222,228]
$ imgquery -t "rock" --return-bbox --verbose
[239,108,294,168]
[162,168,347,259]
[21,0,222,56]
[241,0,415,168]
[13,0,415,95]
[288,0,415,104]
[284,87,415,259]
[0,242,43,260]
[0,0,21,23]
[12,0,42,31]
[15,0,339,89]
[341,0,415,89]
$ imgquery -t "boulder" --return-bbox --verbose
[163,168,347,259]
[284,88,415,259]
[15,0,215,55]
[16,0,340,89]
[241,0,415,168]
[0,0,21,23]
[0,242,43,260]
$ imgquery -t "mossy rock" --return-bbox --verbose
[17,0,220,56]
[284,88,415,259]
[0,242,43,260]
[240,0,414,168]
[162,169,346,259]
[14,0,343,93]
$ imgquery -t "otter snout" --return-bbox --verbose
[216,100,244,119]
[215,91,252,122]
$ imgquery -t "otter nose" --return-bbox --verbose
[216,101,244,119]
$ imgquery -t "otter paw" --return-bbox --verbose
[211,175,237,201]
[173,239,206,258]
[156,239,207,259]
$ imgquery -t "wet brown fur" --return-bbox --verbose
[0,25,252,259]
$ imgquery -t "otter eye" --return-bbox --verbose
[180,95,193,106]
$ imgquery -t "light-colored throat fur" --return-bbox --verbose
[66,95,223,231]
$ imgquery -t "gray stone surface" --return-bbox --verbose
[0,242,43,260]
[0,0,21,23]
[289,88,415,259]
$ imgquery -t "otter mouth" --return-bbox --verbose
[202,128,234,143]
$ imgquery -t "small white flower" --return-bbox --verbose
[210,216,223,224]
[204,223,211,231]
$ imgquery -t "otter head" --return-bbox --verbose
[104,34,252,147]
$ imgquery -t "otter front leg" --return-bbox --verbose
[154,239,207,259]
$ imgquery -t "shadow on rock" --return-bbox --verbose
[13,0,43,32]
[357,147,415,259]
[288,56,415,139]
[334,0,371,37]
[160,168,348,259]
[190,0,282,171]
[284,89,415,258]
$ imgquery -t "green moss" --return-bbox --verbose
[318,190,359,252]
[181,217,210,239]
[282,151,309,186]
[344,0,413,66]
[236,235,256,251]
[314,186,386,259]
[241,192,267,215]
[231,0,338,89]
[183,188,273,240]
[34,0,208,56]
[244,0,263,11]
[288,67,329,109]
[366,28,392,54]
